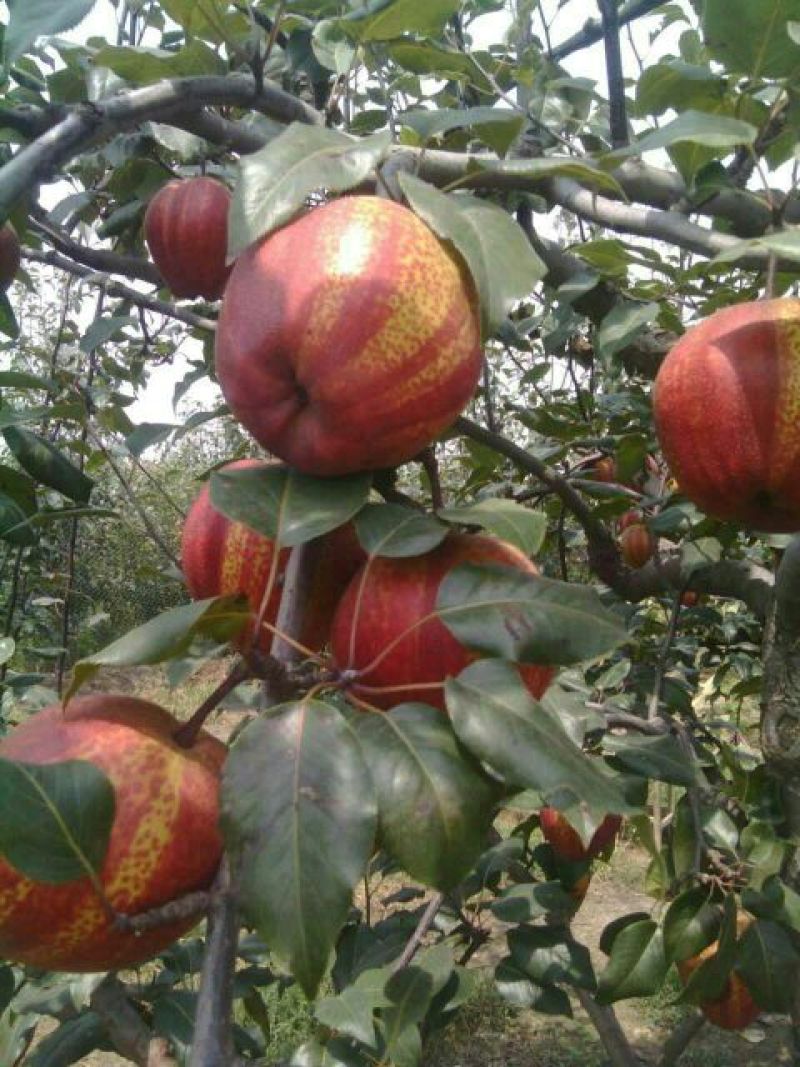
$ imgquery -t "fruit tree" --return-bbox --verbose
[0,1,799,1065]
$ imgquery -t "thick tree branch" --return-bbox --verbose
[0,74,320,219]
[575,988,641,1067]
[23,248,217,332]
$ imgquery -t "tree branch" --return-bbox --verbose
[23,248,217,332]
[29,213,162,284]
[0,74,320,220]
[549,0,670,61]
[91,975,178,1067]
[575,988,641,1067]
[597,0,629,148]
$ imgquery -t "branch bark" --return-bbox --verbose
[549,0,669,61]
[597,0,629,148]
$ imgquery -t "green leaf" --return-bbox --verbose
[596,301,659,363]
[92,41,225,83]
[0,637,14,666]
[446,660,631,817]
[228,125,392,257]
[0,967,13,1016]
[494,959,572,1014]
[702,0,800,77]
[0,488,36,546]
[663,887,721,964]
[79,315,137,354]
[388,40,490,88]
[0,403,84,430]
[614,110,757,159]
[221,700,377,997]
[339,0,459,40]
[5,0,97,68]
[635,61,725,117]
[438,500,546,556]
[354,503,448,558]
[125,423,175,457]
[0,372,53,392]
[738,919,800,1012]
[473,155,626,197]
[399,174,545,336]
[210,464,371,547]
[679,895,738,1004]
[603,734,703,787]
[3,427,93,504]
[508,925,595,990]
[711,229,800,266]
[492,881,576,924]
[67,596,248,700]
[0,759,114,884]
[437,564,627,666]
[352,703,498,889]
[596,920,667,1004]
[0,294,19,340]
[26,1012,113,1066]
[315,985,381,1048]
[381,946,453,1067]
[401,107,524,151]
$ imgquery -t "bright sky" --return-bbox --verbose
[52,0,686,427]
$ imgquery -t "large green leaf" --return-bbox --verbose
[210,464,371,547]
[79,315,137,354]
[4,0,97,68]
[702,0,800,77]
[3,427,93,504]
[615,110,757,159]
[221,700,377,996]
[0,479,37,546]
[635,61,725,117]
[437,564,627,666]
[596,301,659,364]
[228,125,392,257]
[494,959,572,1014]
[445,660,632,818]
[507,925,595,990]
[596,920,667,1004]
[338,0,459,40]
[0,759,114,884]
[399,174,545,336]
[352,703,498,889]
[354,503,448,558]
[603,734,703,787]
[663,886,721,964]
[26,1011,113,1066]
[0,371,54,392]
[472,155,626,196]
[92,41,225,83]
[380,946,453,1067]
[387,40,490,88]
[738,919,800,1012]
[67,596,248,700]
[438,499,547,556]
[401,106,524,150]
[0,638,14,667]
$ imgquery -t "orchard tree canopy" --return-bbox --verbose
[1,1,800,1066]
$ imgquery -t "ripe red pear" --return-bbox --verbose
[0,695,225,972]
[619,522,655,569]
[539,807,622,862]
[215,196,482,476]
[677,914,759,1030]
[654,298,800,531]
[330,532,555,712]
[144,176,231,300]
[0,222,20,291]
[181,459,365,652]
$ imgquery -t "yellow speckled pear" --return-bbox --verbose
[215,196,483,476]
[0,695,225,972]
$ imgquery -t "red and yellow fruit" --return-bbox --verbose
[654,298,800,532]
[617,509,644,533]
[592,456,617,483]
[215,196,482,476]
[0,695,225,972]
[144,176,231,300]
[619,522,655,568]
[330,532,555,711]
[677,914,759,1030]
[681,590,700,607]
[0,222,20,291]
[181,459,365,652]
[539,807,622,862]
